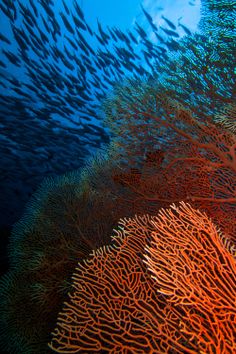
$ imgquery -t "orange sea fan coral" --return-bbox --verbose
[49,214,167,353]
[0,160,132,354]
[107,90,236,240]
[144,202,236,353]
[49,202,236,353]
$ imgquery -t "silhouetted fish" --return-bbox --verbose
[97,19,110,45]
[0,59,7,68]
[0,0,203,228]
[2,49,21,66]
[178,19,192,36]
[0,33,11,45]
[60,12,75,34]
[62,0,70,15]
[161,15,176,30]
[160,26,180,38]
[72,14,87,31]
[73,1,85,20]
[29,0,38,17]
[135,22,147,39]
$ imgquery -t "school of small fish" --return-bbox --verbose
[0,0,197,226]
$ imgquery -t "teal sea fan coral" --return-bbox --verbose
[0,171,85,354]
[0,159,132,354]
[0,0,235,353]
[102,0,236,240]
[199,0,236,45]
[145,0,236,126]
[49,0,236,351]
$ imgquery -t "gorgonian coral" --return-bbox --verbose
[49,202,236,353]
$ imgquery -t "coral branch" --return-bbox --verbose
[49,203,236,353]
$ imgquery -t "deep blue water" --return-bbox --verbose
[0,0,235,353]
[0,0,202,228]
